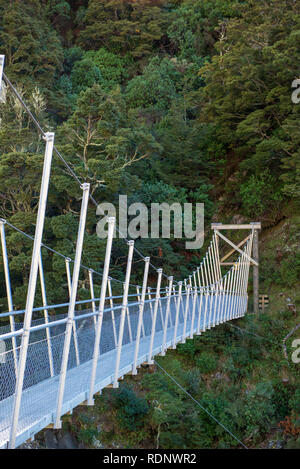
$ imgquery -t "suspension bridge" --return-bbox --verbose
[0,55,261,449]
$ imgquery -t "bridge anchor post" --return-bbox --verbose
[9,132,55,449]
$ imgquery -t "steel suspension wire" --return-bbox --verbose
[153,360,248,449]
[1,218,141,289]
[226,322,297,354]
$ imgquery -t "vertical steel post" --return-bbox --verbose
[182,284,190,343]
[9,132,55,449]
[224,273,230,322]
[132,257,150,375]
[220,273,228,323]
[211,236,219,285]
[183,279,189,321]
[223,269,230,323]
[212,234,221,325]
[232,257,241,318]
[215,232,222,281]
[206,251,214,328]
[136,285,145,337]
[113,241,134,388]
[172,285,178,313]
[147,287,154,322]
[237,250,246,318]
[225,268,233,322]
[203,257,211,329]
[238,254,244,317]
[54,182,90,428]
[38,252,54,377]
[201,263,208,331]
[123,282,133,343]
[207,247,213,286]
[0,219,18,373]
[161,276,173,356]
[148,269,163,364]
[88,217,115,404]
[190,286,197,338]
[228,264,235,320]
[196,267,203,335]
[193,270,200,332]
[229,261,238,320]
[0,55,4,93]
[88,269,97,327]
[242,244,249,315]
[214,279,221,326]
[158,289,165,328]
[65,258,80,366]
[188,275,193,321]
[244,241,251,315]
[244,235,253,315]
[172,281,182,348]
[210,243,218,327]
[65,257,72,296]
[107,278,117,347]
[197,267,201,290]
[235,258,242,318]
[192,270,198,302]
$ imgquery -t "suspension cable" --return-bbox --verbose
[2,218,141,289]
[154,360,248,449]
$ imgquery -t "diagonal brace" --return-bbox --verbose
[220,235,251,263]
[215,230,258,267]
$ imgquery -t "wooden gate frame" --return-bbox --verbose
[211,222,261,314]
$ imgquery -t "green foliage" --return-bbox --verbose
[70,57,102,94]
[126,57,181,112]
[168,0,241,59]
[0,0,63,96]
[240,171,283,219]
[84,49,128,90]
[243,382,277,438]
[195,352,217,374]
[112,384,149,432]
[200,0,300,217]
[78,0,172,58]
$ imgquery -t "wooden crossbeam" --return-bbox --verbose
[211,223,261,230]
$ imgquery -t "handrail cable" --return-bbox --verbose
[154,360,248,449]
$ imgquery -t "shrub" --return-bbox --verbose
[195,352,217,374]
[113,385,149,432]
